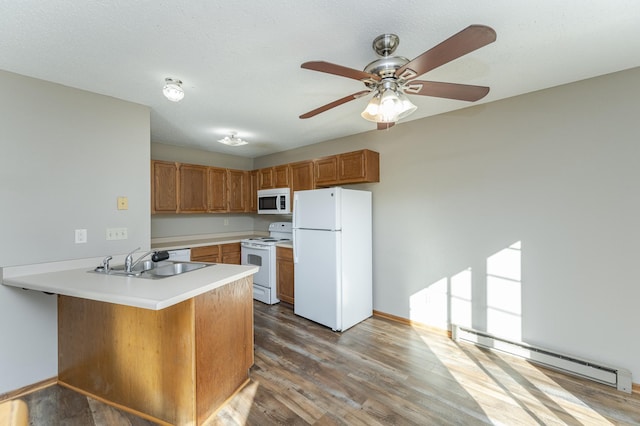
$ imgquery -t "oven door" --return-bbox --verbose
[241,242,279,303]
[241,243,270,286]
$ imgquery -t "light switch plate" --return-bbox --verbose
[117,196,129,210]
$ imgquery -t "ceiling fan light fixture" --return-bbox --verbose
[163,78,184,102]
[361,85,417,123]
[217,132,248,147]
[395,90,417,120]
[360,91,381,121]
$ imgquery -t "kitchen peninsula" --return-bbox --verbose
[2,259,259,425]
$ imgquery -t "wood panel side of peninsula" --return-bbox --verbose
[57,275,254,425]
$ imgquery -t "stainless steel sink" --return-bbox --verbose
[91,260,212,279]
[146,261,209,277]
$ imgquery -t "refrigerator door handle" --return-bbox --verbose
[292,192,299,229]
[292,229,298,264]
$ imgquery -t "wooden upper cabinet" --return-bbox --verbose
[244,170,258,213]
[290,161,315,207]
[208,167,228,212]
[314,156,339,187]
[314,149,380,187]
[290,161,314,192]
[152,149,379,214]
[258,168,274,190]
[178,164,208,213]
[338,149,379,183]
[227,169,246,212]
[152,160,178,214]
[273,164,290,188]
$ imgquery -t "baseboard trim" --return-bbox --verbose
[0,377,57,402]
[372,310,452,338]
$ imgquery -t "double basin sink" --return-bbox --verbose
[93,260,211,280]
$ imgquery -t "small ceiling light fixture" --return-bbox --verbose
[162,78,184,102]
[217,132,248,147]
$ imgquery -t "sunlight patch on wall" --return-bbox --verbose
[410,277,448,329]
[486,241,522,340]
[451,268,472,328]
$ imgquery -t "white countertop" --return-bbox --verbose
[1,257,258,311]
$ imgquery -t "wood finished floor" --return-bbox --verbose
[18,301,640,425]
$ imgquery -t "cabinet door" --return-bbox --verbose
[273,164,290,188]
[227,170,245,212]
[258,168,274,190]
[191,245,220,263]
[152,160,178,213]
[276,247,294,304]
[220,243,241,265]
[178,164,208,213]
[291,161,314,192]
[208,167,228,212]
[290,161,314,210]
[338,149,379,183]
[314,156,338,187]
[244,170,258,213]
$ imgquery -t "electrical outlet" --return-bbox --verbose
[75,229,87,244]
[106,227,128,240]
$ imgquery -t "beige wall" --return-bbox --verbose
[0,70,150,394]
[256,67,640,381]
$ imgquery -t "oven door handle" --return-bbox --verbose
[241,243,271,251]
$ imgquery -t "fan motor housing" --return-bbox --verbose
[363,56,410,86]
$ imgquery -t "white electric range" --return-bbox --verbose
[241,222,292,304]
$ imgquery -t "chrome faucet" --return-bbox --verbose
[124,247,155,273]
[102,256,113,272]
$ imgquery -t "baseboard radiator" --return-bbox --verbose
[452,325,632,393]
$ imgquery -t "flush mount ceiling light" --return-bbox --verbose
[162,78,184,102]
[217,132,248,147]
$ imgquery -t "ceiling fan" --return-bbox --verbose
[299,25,496,130]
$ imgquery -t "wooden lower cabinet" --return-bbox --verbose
[191,245,220,263]
[276,246,294,304]
[191,243,241,265]
[57,276,254,425]
[221,243,241,265]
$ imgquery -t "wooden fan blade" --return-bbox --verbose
[396,25,496,80]
[403,80,490,101]
[299,90,371,119]
[301,61,380,83]
[377,122,395,130]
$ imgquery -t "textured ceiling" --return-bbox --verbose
[1,1,639,158]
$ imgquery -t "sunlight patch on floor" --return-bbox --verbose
[420,334,613,425]
[206,380,259,425]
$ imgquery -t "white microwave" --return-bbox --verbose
[257,188,291,214]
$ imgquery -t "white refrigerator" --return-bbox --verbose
[292,187,372,331]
